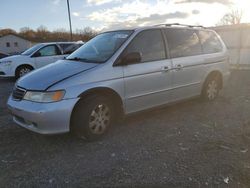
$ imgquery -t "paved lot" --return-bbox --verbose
[0,71,250,188]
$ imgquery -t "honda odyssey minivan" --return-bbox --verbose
[7,24,230,140]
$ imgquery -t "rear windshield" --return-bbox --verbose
[67,30,133,63]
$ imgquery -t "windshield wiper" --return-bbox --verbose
[66,57,102,64]
[67,57,87,61]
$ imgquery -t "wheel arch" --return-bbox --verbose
[203,70,223,90]
[15,64,35,76]
[70,87,125,129]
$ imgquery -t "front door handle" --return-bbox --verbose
[161,66,170,72]
[175,64,183,71]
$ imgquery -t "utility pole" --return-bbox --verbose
[67,0,73,41]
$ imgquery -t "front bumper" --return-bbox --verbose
[7,96,79,134]
[0,64,14,77]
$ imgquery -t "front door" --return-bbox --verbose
[122,29,173,114]
[33,45,62,68]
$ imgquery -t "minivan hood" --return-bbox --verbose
[17,60,98,90]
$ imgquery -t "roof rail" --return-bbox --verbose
[155,23,205,28]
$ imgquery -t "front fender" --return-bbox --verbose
[50,77,125,102]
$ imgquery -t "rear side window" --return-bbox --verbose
[165,29,202,58]
[60,43,82,55]
[198,31,223,54]
[124,29,166,63]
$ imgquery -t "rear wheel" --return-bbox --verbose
[202,76,220,101]
[15,66,33,79]
[71,95,114,141]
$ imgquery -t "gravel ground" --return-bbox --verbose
[0,70,250,188]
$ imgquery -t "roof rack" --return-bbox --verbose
[155,23,205,28]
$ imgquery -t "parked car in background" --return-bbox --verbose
[7,24,230,140]
[0,42,83,78]
[0,51,9,59]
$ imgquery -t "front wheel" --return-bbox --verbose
[15,66,33,79]
[71,95,114,141]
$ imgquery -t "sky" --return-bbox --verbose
[1,0,250,32]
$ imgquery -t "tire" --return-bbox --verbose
[202,76,221,101]
[71,95,115,141]
[15,66,33,79]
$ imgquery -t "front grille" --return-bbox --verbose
[12,87,26,101]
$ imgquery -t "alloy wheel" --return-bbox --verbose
[88,104,111,135]
[207,80,218,100]
[19,67,31,77]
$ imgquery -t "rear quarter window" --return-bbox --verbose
[198,31,223,54]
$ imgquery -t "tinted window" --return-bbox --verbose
[37,45,60,57]
[124,30,166,63]
[198,31,223,54]
[165,29,202,58]
[60,43,82,54]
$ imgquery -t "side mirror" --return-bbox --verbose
[121,52,142,65]
[33,51,41,57]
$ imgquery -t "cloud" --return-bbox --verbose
[95,12,190,31]
[72,12,80,17]
[175,0,233,5]
[52,0,61,5]
[87,0,120,5]
[87,0,194,30]
[192,10,200,14]
[136,12,189,24]
[86,0,229,31]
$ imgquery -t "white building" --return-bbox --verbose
[0,34,33,55]
[212,24,250,69]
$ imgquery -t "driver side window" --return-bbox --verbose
[37,45,60,57]
[123,29,166,64]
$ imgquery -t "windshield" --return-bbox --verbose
[21,44,44,56]
[67,30,133,63]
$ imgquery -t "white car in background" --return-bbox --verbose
[0,42,83,78]
[0,51,9,59]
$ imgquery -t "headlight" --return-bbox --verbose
[0,60,12,65]
[23,90,65,103]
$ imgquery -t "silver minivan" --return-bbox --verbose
[7,24,230,140]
